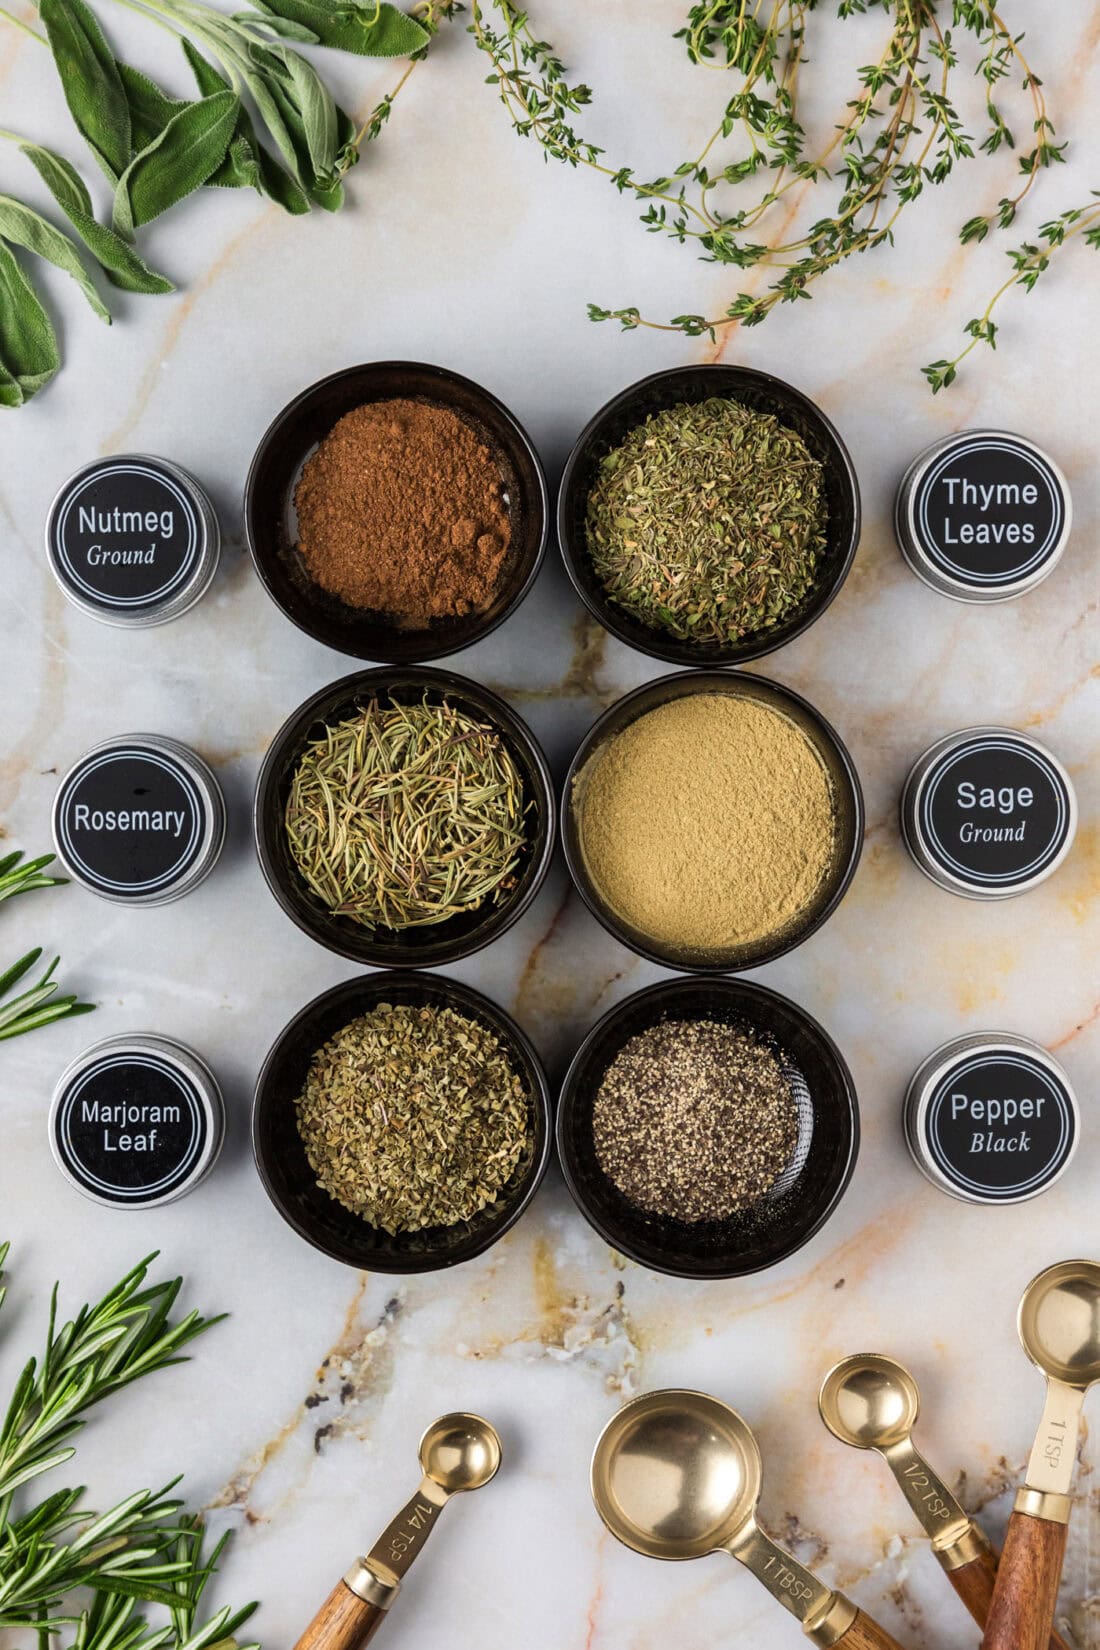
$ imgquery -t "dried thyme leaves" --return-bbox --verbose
[295,1003,530,1234]
[593,1020,798,1223]
[586,397,828,646]
[285,697,528,931]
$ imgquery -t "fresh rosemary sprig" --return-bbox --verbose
[469,0,1090,388]
[0,1245,258,1645]
[0,852,93,1041]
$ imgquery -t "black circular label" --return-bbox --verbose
[54,1053,207,1202]
[911,436,1066,588]
[925,1051,1075,1200]
[49,461,201,610]
[55,746,205,897]
[919,736,1072,890]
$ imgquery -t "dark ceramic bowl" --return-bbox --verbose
[557,976,858,1278]
[254,972,552,1272]
[558,363,861,667]
[255,667,555,968]
[245,361,549,663]
[562,669,863,974]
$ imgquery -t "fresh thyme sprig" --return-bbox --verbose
[469,0,1089,387]
[0,1246,258,1645]
[923,192,1100,389]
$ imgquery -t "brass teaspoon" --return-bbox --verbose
[294,1412,502,1650]
[983,1260,1100,1650]
[819,1353,1069,1650]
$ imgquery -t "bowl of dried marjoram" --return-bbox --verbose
[557,976,859,1278]
[245,361,549,662]
[255,667,555,967]
[558,363,861,667]
[563,669,863,972]
[254,972,552,1272]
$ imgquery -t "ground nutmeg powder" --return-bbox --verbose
[294,398,512,624]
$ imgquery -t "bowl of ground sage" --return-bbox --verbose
[254,971,552,1271]
[557,976,858,1279]
[254,666,555,967]
[245,361,549,663]
[563,670,863,972]
[558,364,860,667]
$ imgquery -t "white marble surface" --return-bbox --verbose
[1,2,1099,1645]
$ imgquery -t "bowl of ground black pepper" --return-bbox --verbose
[245,361,549,662]
[563,670,863,973]
[558,364,860,667]
[557,976,858,1278]
[254,971,552,1272]
[255,666,555,967]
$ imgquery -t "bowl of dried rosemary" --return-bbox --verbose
[254,666,555,967]
[557,976,858,1279]
[254,972,552,1272]
[245,361,549,664]
[558,364,860,667]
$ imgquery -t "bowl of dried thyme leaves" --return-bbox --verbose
[557,976,859,1279]
[253,971,552,1271]
[254,666,555,967]
[557,364,861,667]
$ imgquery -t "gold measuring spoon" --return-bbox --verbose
[294,1412,502,1650]
[592,1390,908,1650]
[982,1259,1100,1650]
[819,1353,1070,1650]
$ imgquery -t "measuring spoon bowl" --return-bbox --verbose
[819,1355,921,1451]
[1019,1260,1100,1387]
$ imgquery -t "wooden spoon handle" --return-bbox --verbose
[292,1581,388,1650]
[980,1509,1069,1650]
[834,1607,911,1650]
[950,1538,1073,1650]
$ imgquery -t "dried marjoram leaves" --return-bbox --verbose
[295,1002,530,1233]
[285,696,528,931]
[586,397,828,646]
[593,1020,798,1223]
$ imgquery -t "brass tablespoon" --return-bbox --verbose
[983,1260,1100,1650]
[294,1413,502,1650]
[592,1389,908,1649]
[819,1353,1069,1650]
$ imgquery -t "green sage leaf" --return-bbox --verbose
[0,194,110,321]
[117,60,188,151]
[255,142,311,212]
[252,0,428,57]
[0,243,60,404]
[112,88,239,234]
[18,141,174,294]
[39,0,131,181]
[233,7,319,43]
[275,47,337,182]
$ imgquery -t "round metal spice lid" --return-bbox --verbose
[895,429,1071,602]
[45,455,220,627]
[900,726,1076,899]
[904,1033,1078,1205]
[52,734,226,906]
[49,1034,225,1208]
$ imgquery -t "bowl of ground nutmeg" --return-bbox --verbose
[558,363,860,667]
[245,361,549,661]
[563,670,863,972]
[254,971,552,1272]
[557,976,859,1278]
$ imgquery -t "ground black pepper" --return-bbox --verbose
[592,1019,797,1222]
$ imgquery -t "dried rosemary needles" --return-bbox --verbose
[295,1003,529,1233]
[586,397,828,646]
[285,697,527,930]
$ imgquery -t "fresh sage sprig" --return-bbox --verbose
[0,1245,258,1645]
[0,0,436,403]
[0,851,94,1039]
